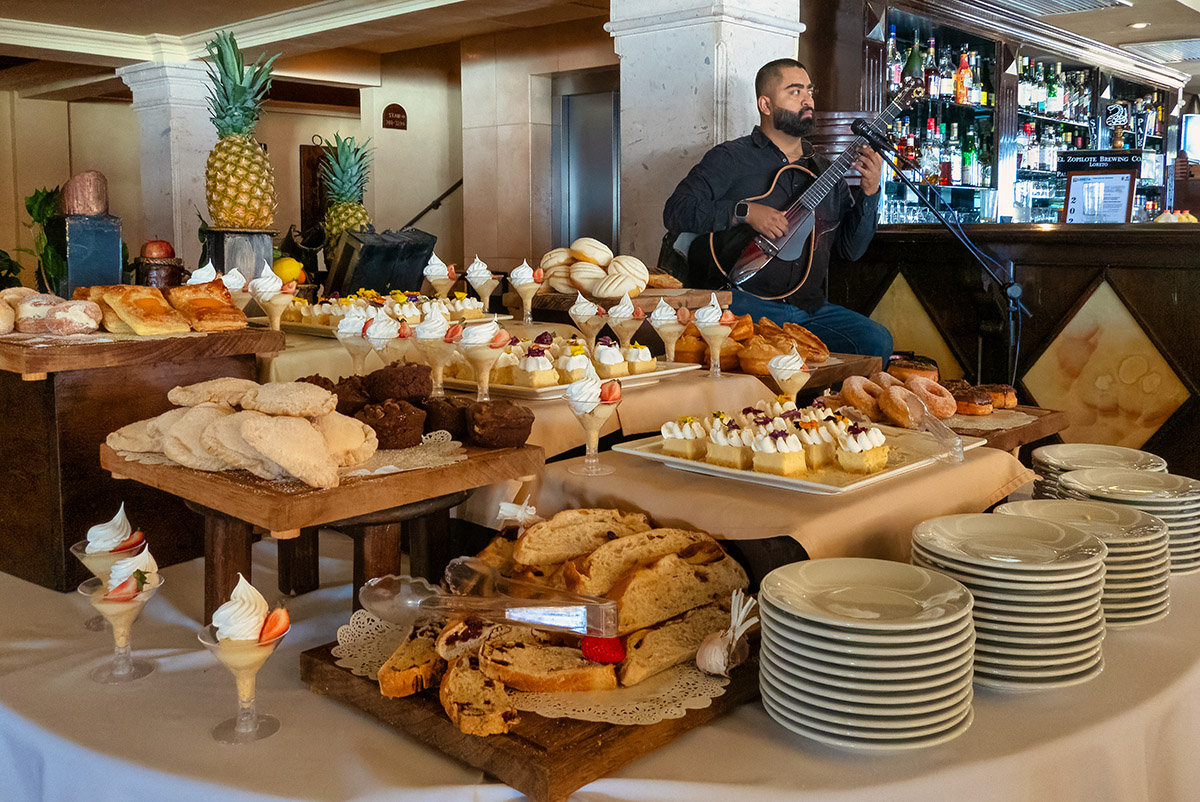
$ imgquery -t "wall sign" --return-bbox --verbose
[382,104,408,130]
[1105,103,1130,127]
[1057,149,1142,175]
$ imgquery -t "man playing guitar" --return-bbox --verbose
[663,58,892,361]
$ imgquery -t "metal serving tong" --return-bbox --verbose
[358,557,619,638]
[836,397,964,465]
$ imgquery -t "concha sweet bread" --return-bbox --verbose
[591,272,641,300]
[569,262,607,294]
[608,255,649,291]
[568,237,613,268]
[539,248,574,271]
[544,264,575,294]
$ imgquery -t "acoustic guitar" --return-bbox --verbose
[690,80,923,298]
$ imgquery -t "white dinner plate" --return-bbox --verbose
[973,642,1103,669]
[1102,578,1170,597]
[760,558,973,631]
[973,648,1102,679]
[1104,544,1171,563]
[973,655,1105,691]
[913,514,1108,571]
[912,552,1106,590]
[759,596,974,644]
[760,678,974,739]
[761,627,976,670]
[1032,444,1167,472]
[971,620,1104,645]
[759,658,973,706]
[964,579,1105,604]
[761,636,975,680]
[759,666,974,717]
[995,500,1170,546]
[972,603,1104,626]
[911,544,1105,582]
[973,609,1105,636]
[760,641,974,686]
[1059,469,1200,503]
[974,631,1104,657]
[1106,604,1170,625]
[761,693,976,751]
[759,603,974,656]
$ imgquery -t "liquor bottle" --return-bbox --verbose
[923,38,940,99]
[1017,57,1030,110]
[1041,125,1058,171]
[980,55,993,107]
[886,25,902,94]
[902,33,924,86]
[1016,122,1030,169]
[1045,63,1062,117]
[938,123,952,185]
[923,117,941,184]
[947,123,963,185]
[968,53,982,106]
[939,47,955,99]
[955,51,972,105]
[1034,62,1046,115]
[962,126,980,187]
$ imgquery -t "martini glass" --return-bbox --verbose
[78,575,162,684]
[771,366,812,401]
[469,276,500,309]
[698,323,733,379]
[198,623,289,744]
[429,277,457,299]
[381,335,414,365]
[70,539,147,631]
[651,319,686,363]
[569,312,608,354]
[337,332,374,375]
[514,282,540,326]
[460,343,505,402]
[415,338,457,398]
[568,398,620,476]
[262,293,294,331]
[609,316,644,351]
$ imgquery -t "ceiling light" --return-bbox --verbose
[1128,22,1151,29]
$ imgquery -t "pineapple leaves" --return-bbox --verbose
[318,133,374,204]
[203,31,279,138]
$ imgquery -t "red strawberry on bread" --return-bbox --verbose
[581,636,626,664]
[599,380,622,403]
[113,530,144,553]
[259,606,290,644]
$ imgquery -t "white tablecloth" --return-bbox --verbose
[4,532,1200,802]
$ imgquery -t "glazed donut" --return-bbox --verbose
[977,383,1018,410]
[904,376,957,420]
[841,375,885,421]
[887,358,939,382]
[952,386,993,416]
[870,371,903,389]
[878,385,926,430]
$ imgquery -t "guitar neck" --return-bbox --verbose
[789,99,906,214]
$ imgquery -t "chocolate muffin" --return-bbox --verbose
[296,374,336,393]
[421,396,472,440]
[333,375,372,416]
[466,400,535,448]
[355,398,427,449]
[364,362,433,403]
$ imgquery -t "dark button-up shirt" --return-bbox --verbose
[663,126,879,312]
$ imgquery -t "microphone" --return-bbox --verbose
[851,118,900,159]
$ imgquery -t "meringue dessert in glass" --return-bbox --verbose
[768,346,811,399]
[457,317,510,402]
[606,293,645,350]
[414,310,460,398]
[70,503,148,631]
[248,262,297,331]
[222,267,253,311]
[568,292,607,354]
[565,368,622,476]
[466,255,500,308]
[335,308,375,375]
[381,320,414,364]
[364,311,400,365]
[695,293,735,379]
[198,574,291,744]
[78,547,161,684]
[649,299,687,363]
[509,260,542,325]
[424,252,458,298]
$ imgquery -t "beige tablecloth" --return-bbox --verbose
[532,449,1034,561]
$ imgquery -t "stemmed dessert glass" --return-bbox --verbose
[78,575,162,684]
[197,623,290,744]
[569,311,607,354]
[650,316,686,363]
[415,337,457,398]
[338,330,374,375]
[699,322,733,379]
[568,396,621,476]
[459,342,505,402]
[70,538,147,631]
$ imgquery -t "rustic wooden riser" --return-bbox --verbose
[300,642,761,802]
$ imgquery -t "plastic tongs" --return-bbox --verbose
[837,395,964,465]
[358,557,619,638]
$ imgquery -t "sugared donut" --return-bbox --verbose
[904,376,957,420]
[870,371,903,389]
[887,358,939,383]
[977,384,1018,410]
[841,375,885,421]
[879,385,926,430]
[952,386,993,416]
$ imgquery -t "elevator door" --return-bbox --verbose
[553,71,620,250]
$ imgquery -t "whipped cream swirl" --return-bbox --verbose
[212,573,269,641]
[593,342,624,365]
[767,347,808,380]
[364,314,400,343]
[248,265,283,303]
[415,310,449,340]
[694,293,724,326]
[187,262,217,285]
[606,293,636,324]
[466,256,491,283]
[569,292,599,317]
[650,299,678,326]
[509,261,536,287]
[86,503,132,554]
[107,548,159,591]
[336,307,370,338]
[460,317,500,345]
[221,269,247,292]
[424,252,449,280]
[565,367,602,414]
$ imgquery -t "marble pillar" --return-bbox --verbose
[117,61,212,269]
[607,0,803,262]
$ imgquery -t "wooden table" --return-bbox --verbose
[99,443,544,621]
[0,328,284,591]
[948,405,1069,454]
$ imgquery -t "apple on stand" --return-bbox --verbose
[140,240,175,259]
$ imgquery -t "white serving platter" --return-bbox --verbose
[250,314,513,339]
[443,360,701,400]
[611,425,986,495]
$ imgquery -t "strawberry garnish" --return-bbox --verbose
[281,281,298,295]
[104,569,148,602]
[596,305,607,315]
[113,530,144,553]
[489,329,511,348]
[397,321,413,338]
[360,319,372,338]
[259,606,290,644]
[632,307,645,320]
[676,307,693,324]
[581,636,625,664]
[599,380,622,403]
[718,310,736,325]
[447,265,458,281]
[444,324,464,343]
[532,267,544,284]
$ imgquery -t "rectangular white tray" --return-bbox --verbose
[444,361,702,400]
[250,314,512,339]
[611,425,986,495]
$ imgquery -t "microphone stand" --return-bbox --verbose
[861,130,1032,385]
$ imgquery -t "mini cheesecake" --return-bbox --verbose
[514,348,557,387]
[660,416,708,460]
[751,430,807,477]
[592,341,629,379]
[556,346,591,384]
[491,350,519,385]
[705,424,753,470]
[835,423,890,474]
[623,343,657,375]
[794,419,841,469]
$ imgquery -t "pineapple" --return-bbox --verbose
[203,31,278,229]
[320,132,374,264]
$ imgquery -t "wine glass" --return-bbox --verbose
[70,538,147,631]
[567,396,621,476]
[197,623,289,744]
[78,575,162,684]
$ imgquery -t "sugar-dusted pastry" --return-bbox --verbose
[13,293,66,333]
[168,377,259,408]
[100,285,190,335]
[42,300,102,335]
[165,280,249,332]
[73,286,133,333]
[308,411,378,467]
[200,410,289,480]
[0,286,38,309]
[240,381,337,418]
[161,404,235,471]
[106,408,190,454]
[240,415,340,488]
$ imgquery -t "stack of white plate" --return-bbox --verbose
[995,499,1171,628]
[1057,468,1200,575]
[912,514,1107,691]
[758,558,975,751]
[1031,444,1167,500]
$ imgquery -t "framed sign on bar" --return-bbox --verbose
[1062,170,1137,223]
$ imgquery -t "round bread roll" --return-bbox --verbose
[540,248,573,271]
[608,255,649,291]
[569,237,613,268]
[569,262,607,294]
[591,272,641,300]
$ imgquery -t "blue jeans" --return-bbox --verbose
[730,289,893,362]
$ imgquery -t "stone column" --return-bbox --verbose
[607,0,803,261]
[117,61,212,268]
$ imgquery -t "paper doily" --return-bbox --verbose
[948,409,1037,431]
[331,608,731,726]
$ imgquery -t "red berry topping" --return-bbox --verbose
[113,530,144,552]
[599,380,622,403]
[444,324,464,343]
[489,329,511,348]
[581,636,626,664]
[259,606,290,644]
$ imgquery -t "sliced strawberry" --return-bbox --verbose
[281,280,298,295]
[599,380,622,403]
[104,575,140,602]
[447,265,458,281]
[360,318,372,338]
[532,267,545,283]
[718,310,736,325]
[489,329,511,348]
[596,305,607,315]
[112,530,144,553]
[632,307,645,319]
[259,607,290,643]
[581,636,625,664]
[397,320,413,338]
[676,306,693,324]
[444,324,464,343]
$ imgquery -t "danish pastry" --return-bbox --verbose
[165,280,248,331]
[73,286,133,333]
[101,285,190,335]
[781,323,830,363]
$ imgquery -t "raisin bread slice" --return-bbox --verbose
[618,603,731,686]
[478,640,617,693]
[377,622,446,698]
[563,528,714,597]
[440,655,520,736]
[512,508,652,565]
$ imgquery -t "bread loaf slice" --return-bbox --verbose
[440,655,520,736]
[564,528,714,597]
[478,640,617,693]
[618,603,730,686]
[436,616,497,661]
[377,623,446,698]
[512,508,652,565]
[607,541,748,635]
[475,535,518,577]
